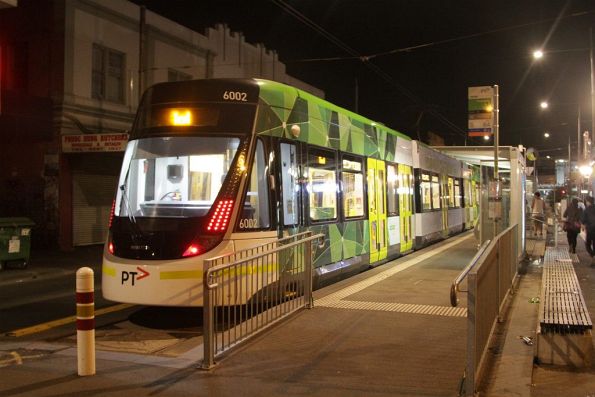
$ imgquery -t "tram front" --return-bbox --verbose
[102,79,259,306]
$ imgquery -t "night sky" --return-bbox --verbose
[131,0,595,160]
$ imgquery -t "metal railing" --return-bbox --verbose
[452,224,519,396]
[201,231,324,369]
[450,240,490,307]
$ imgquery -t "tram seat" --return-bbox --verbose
[536,247,593,367]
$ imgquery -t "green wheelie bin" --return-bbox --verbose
[0,217,35,270]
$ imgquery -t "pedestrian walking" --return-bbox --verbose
[581,196,595,265]
[563,198,582,253]
[531,192,545,237]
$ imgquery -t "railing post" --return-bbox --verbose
[554,217,558,248]
[497,238,503,323]
[466,271,477,396]
[202,262,215,369]
[304,238,313,309]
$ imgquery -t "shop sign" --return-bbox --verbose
[62,133,129,153]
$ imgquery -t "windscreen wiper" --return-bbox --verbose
[120,184,146,240]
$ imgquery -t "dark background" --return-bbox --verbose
[131,0,595,159]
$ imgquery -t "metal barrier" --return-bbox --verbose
[451,224,519,396]
[450,240,490,307]
[202,231,324,369]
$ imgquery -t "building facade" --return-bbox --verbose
[0,0,323,250]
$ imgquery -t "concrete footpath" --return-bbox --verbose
[1,232,595,396]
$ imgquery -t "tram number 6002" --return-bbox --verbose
[239,218,258,229]
[223,91,248,102]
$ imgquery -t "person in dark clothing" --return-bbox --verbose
[563,198,583,253]
[580,196,595,264]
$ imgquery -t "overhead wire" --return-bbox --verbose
[270,0,479,142]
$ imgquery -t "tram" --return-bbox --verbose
[102,78,478,306]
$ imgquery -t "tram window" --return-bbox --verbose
[308,148,337,222]
[420,172,432,211]
[238,139,270,230]
[431,175,441,209]
[454,178,462,208]
[117,136,242,218]
[447,177,455,208]
[281,142,299,226]
[341,156,364,219]
[464,180,471,207]
[386,163,398,216]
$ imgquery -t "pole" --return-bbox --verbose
[76,267,95,376]
[138,6,146,102]
[578,106,582,162]
[590,27,595,157]
[493,85,500,238]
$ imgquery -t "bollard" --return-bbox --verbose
[76,267,95,376]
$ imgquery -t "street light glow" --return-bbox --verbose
[546,155,551,159]
[540,101,549,109]
[544,132,550,138]
[579,164,593,177]
[533,49,544,59]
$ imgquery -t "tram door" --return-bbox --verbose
[367,158,388,263]
[279,142,301,233]
[398,164,413,252]
[440,175,449,237]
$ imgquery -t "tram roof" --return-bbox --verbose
[255,79,411,142]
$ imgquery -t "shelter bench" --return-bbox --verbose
[536,247,593,367]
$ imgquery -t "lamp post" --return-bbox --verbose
[533,29,595,158]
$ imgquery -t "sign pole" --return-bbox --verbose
[493,85,500,238]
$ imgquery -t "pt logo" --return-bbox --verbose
[121,266,150,285]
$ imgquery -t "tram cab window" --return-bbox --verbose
[238,139,270,230]
[116,136,241,218]
[341,156,365,219]
[386,163,399,216]
[308,148,337,222]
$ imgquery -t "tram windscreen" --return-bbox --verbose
[115,136,241,218]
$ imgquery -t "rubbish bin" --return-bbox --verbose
[0,217,35,270]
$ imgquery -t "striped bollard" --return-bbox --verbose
[76,267,95,376]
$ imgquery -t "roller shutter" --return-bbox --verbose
[72,154,121,246]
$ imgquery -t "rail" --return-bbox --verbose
[450,240,491,307]
[459,224,519,396]
[201,232,324,369]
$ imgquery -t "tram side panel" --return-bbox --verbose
[412,141,465,248]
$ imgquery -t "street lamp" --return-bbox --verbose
[544,132,550,138]
[579,163,593,177]
[540,101,549,109]
[532,29,595,157]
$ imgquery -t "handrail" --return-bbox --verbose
[450,240,491,307]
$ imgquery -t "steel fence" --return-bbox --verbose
[452,224,519,396]
[201,231,324,369]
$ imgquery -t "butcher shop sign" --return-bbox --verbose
[62,133,129,153]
